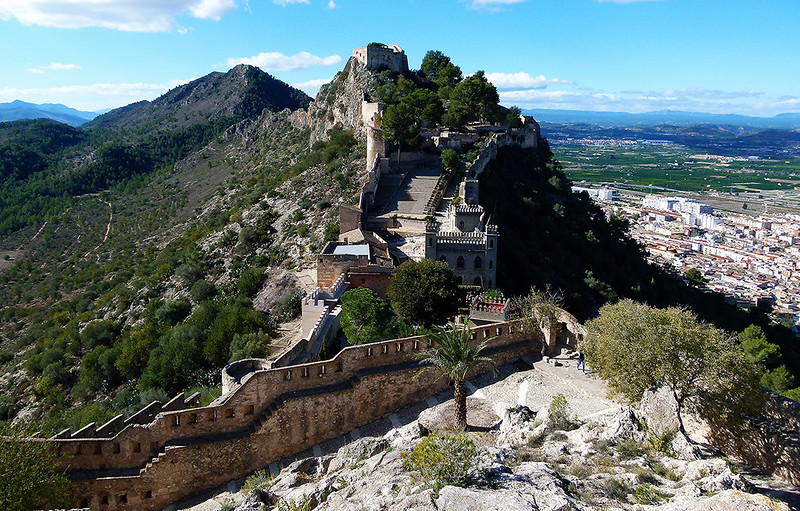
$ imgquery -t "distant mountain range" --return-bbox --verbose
[523,108,800,129]
[0,100,99,126]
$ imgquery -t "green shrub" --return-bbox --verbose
[647,429,675,454]
[599,478,629,502]
[634,483,666,504]
[275,497,314,511]
[236,267,266,298]
[0,423,74,510]
[650,459,681,481]
[633,466,657,484]
[243,469,273,492]
[549,393,577,431]
[229,330,271,362]
[274,292,303,321]
[190,279,217,302]
[616,439,646,459]
[402,430,479,494]
[218,498,236,511]
[156,298,192,326]
[324,220,340,242]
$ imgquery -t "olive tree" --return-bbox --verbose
[583,300,763,433]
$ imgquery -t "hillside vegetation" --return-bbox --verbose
[0,64,363,433]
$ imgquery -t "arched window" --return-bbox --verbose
[473,277,482,286]
[456,256,465,268]
[488,260,493,269]
[459,220,465,230]
[439,255,447,263]
[488,239,494,249]
[474,256,482,269]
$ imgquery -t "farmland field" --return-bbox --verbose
[554,143,800,193]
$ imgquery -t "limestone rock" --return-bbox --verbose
[638,385,681,436]
[569,406,645,445]
[658,489,790,511]
[670,429,703,461]
[234,488,274,511]
[497,405,539,447]
[435,486,539,511]
[327,436,389,473]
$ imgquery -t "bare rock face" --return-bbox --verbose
[307,58,381,144]
[638,385,702,461]
[497,405,539,447]
[639,385,682,436]
[207,386,792,511]
[252,268,299,312]
[659,490,784,511]
[434,486,539,511]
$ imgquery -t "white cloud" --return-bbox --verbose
[227,51,342,72]
[190,0,237,20]
[290,77,332,96]
[0,0,237,32]
[0,80,189,111]
[273,0,309,5]
[327,0,336,8]
[485,72,573,90]
[27,62,81,74]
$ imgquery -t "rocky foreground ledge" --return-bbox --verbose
[182,358,798,511]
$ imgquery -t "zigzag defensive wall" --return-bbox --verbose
[45,319,546,510]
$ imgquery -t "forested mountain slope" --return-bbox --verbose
[0,63,361,432]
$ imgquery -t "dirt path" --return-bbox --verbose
[83,200,113,258]
[15,221,48,251]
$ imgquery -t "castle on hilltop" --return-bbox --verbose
[352,43,409,73]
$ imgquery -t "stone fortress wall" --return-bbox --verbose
[47,320,550,510]
[352,43,409,74]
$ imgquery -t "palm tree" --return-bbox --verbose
[417,321,495,431]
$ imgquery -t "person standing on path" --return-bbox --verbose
[577,351,586,373]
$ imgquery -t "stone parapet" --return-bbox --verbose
[46,320,550,510]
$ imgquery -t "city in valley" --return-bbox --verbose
[579,184,800,328]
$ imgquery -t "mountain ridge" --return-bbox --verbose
[87,64,312,134]
[524,108,800,129]
[0,100,98,126]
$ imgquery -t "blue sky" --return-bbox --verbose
[1,0,798,116]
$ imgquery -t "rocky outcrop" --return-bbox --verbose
[307,58,381,144]
[207,403,791,511]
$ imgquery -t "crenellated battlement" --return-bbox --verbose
[41,319,559,510]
